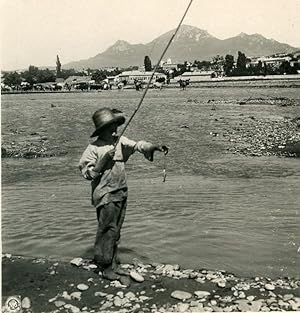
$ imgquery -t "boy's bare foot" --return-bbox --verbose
[102,268,121,281]
[119,275,131,287]
[114,267,130,276]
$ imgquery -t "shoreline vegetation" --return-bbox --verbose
[2,254,300,313]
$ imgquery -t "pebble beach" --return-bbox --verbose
[2,254,300,312]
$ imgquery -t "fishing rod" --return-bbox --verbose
[114,0,194,147]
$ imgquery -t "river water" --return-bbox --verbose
[1,87,300,278]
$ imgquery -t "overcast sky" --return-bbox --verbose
[1,0,300,70]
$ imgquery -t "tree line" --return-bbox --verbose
[3,51,299,88]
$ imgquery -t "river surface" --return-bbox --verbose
[1,87,300,278]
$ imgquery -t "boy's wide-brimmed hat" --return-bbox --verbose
[91,107,126,137]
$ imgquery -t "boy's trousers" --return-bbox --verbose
[94,198,127,269]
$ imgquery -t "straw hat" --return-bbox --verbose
[91,108,125,137]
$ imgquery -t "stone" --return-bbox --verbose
[64,304,80,313]
[164,264,175,272]
[48,297,57,303]
[77,283,89,291]
[125,291,136,300]
[139,296,150,301]
[283,294,294,301]
[106,294,114,300]
[116,291,124,298]
[235,300,251,311]
[250,300,263,311]
[54,300,65,308]
[211,300,217,306]
[130,271,144,282]
[265,283,275,291]
[289,298,300,310]
[194,291,211,298]
[114,296,123,307]
[217,281,226,288]
[238,291,246,298]
[119,276,131,287]
[95,291,107,297]
[21,297,31,309]
[101,301,113,309]
[70,292,82,300]
[246,295,255,301]
[278,300,289,307]
[70,258,83,267]
[62,291,71,300]
[190,301,200,307]
[177,303,189,312]
[171,290,192,301]
[190,304,204,312]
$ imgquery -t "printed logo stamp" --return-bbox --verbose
[2,296,22,313]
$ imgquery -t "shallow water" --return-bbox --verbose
[2,88,300,278]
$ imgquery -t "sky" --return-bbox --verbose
[1,0,300,71]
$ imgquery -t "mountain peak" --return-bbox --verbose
[175,24,212,41]
[109,40,131,52]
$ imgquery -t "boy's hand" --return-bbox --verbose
[144,144,169,161]
[94,148,116,172]
[105,148,116,159]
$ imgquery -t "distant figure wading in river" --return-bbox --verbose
[178,79,190,90]
[79,107,167,281]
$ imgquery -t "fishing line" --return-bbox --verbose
[113,0,193,182]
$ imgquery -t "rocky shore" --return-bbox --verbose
[199,97,300,158]
[2,254,300,312]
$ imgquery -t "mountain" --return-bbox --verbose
[64,25,298,69]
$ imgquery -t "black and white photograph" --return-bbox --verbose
[1,0,300,312]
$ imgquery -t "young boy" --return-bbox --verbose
[79,107,167,280]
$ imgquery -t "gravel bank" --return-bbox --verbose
[2,254,300,312]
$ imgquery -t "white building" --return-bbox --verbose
[117,70,167,84]
[176,71,215,82]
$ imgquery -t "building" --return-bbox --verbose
[160,58,178,71]
[250,56,292,67]
[116,70,167,84]
[176,71,215,82]
[64,75,94,87]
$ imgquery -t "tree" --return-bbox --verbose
[3,71,22,86]
[91,70,107,83]
[236,51,247,75]
[56,55,62,77]
[22,65,39,84]
[36,68,56,83]
[224,54,234,76]
[279,61,297,75]
[144,56,152,71]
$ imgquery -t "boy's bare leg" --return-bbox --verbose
[112,245,129,276]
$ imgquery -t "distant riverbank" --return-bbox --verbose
[2,74,300,95]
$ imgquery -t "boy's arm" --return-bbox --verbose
[78,145,102,180]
